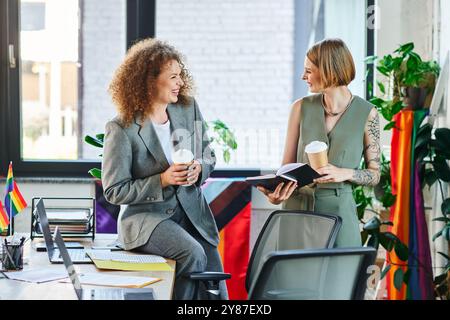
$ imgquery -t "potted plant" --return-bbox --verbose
[84,119,238,179]
[366,42,440,130]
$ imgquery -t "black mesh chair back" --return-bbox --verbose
[248,247,377,300]
[246,210,342,292]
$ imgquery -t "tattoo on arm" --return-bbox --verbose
[350,110,381,186]
[352,169,379,186]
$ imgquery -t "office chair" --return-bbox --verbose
[248,247,377,300]
[188,210,342,299]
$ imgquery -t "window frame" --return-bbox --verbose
[0,0,374,178]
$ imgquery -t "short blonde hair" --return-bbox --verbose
[307,38,355,88]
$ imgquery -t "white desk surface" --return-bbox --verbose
[0,234,175,300]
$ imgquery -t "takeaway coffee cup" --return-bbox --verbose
[305,141,328,170]
[172,149,194,186]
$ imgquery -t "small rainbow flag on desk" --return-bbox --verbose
[0,200,10,232]
[4,162,27,217]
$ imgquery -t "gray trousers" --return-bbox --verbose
[135,204,228,300]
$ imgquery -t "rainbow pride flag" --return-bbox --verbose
[387,110,434,300]
[202,178,251,300]
[4,162,27,217]
[0,200,10,232]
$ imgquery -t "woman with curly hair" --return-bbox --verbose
[102,38,228,300]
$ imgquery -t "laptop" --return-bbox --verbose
[54,227,155,300]
[35,198,92,264]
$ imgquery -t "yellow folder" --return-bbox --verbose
[91,259,173,271]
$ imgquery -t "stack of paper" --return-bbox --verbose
[86,251,173,271]
[59,273,161,288]
[4,269,68,283]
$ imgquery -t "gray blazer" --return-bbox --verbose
[101,98,219,250]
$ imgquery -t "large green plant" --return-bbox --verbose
[84,120,238,180]
[415,123,450,299]
[366,42,440,130]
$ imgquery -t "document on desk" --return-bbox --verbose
[59,273,161,288]
[87,251,173,271]
[4,269,68,283]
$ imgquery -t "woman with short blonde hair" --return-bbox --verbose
[258,38,381,247]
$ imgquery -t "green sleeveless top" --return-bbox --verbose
[298,93,374,191]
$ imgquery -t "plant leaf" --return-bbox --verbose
[380,264,391,279]
[437,251,450,261]
[84,135,104,148]
[364,217,381,231]
[414,124,432,150]
[364,55,378,64]
[432,158,450,182]
[88,168,102,180]
[367,234,379,249]
[223,149,230,164]
[424,169,438,188]
[394,241,409,261]
[443,226,450,241]
[432,229,443,241]
[432,217,450,222]
[434,272,448,285]
[393,268,404,291]
[391,101,404,115]
[384,121,396,131]
[95,134,105,142]
[377,81,386,94]
[395,42,414,54]
[441,198,450,216]
[379,233,394,252]
[377,65,390,77]
[434,128,450,157]
[403,268,411,284]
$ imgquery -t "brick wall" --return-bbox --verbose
[81,0,125,159]
[156,0,295,169]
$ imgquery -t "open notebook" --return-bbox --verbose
[246,163,321,191]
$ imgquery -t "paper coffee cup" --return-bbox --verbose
[305,141,328,170]
[172,149,194,164]
[171,149,194,186]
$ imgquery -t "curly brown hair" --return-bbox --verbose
[109,38,194,127]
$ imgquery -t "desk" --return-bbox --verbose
[0,234,176,300]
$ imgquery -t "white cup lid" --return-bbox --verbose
[172,149,194,163]
[305,141,328,153]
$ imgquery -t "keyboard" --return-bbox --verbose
[53,249,89,261]
[90,288,123,300]
[87,251,166,263]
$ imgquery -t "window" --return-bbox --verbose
[0,0,154,176]
[20,0,126,161]
[156,0,372,170]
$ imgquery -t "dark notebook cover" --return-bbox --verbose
[245,163,321,191]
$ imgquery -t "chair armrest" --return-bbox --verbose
[187,271,231,281]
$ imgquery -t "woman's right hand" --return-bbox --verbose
[160,163,191,188]
[257,181,297,205]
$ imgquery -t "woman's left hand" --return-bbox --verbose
[187,160,202,185]
[314,164,353,184]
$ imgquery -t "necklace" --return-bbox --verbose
[322,94,354,117]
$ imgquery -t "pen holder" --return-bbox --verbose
[1,243,24,271]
